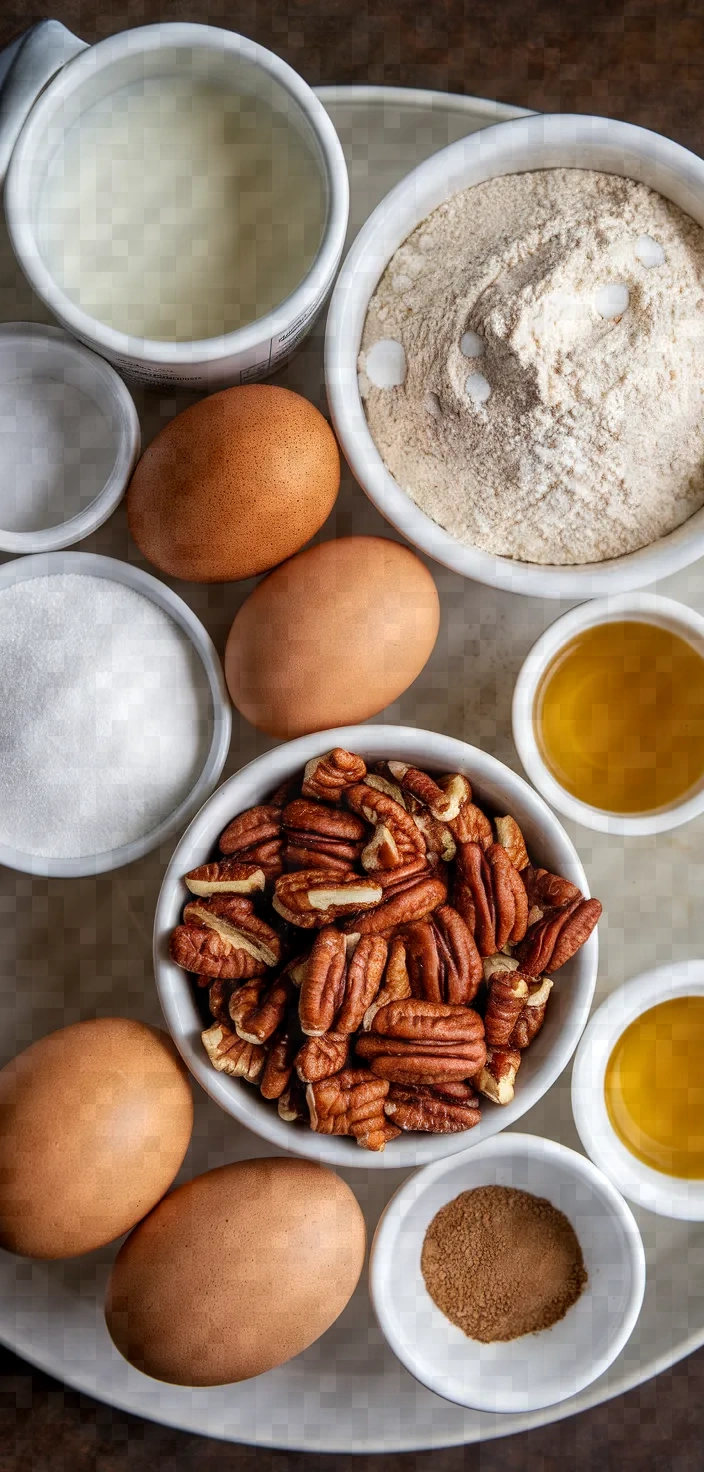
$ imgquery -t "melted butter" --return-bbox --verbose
[605,997,704,1178]
[535,620,704,814]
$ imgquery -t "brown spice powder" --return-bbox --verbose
[421,1185,588,1343]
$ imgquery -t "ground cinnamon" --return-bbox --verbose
[421,1184,588,1342]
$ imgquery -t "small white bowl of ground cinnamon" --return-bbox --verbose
[369,1132,645,1414]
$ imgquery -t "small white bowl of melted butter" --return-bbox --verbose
[325,112,704,598]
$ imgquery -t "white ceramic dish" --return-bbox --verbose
[512,592,704,836]
[572,959,704,1220]
[0,322,140,552]
[370,1132,645,1414]
[154,723,598,1169]
[0,551,231,877]
[325,110,704,599]
[2,21,349,389]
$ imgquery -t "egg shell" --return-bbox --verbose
[0,1019,193,1259]
[225,535,440,737]
[126,385,340,582]
[105,1157,366,1386]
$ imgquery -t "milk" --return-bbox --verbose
[37,74,326,342]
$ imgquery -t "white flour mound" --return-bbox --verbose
[360,169,704,565]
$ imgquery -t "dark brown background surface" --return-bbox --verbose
[0,1,702,1467]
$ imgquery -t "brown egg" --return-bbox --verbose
[0,1019,193,1259]
[126,385,340,582]
[225,535,440,737]
[105,1157,366,1386]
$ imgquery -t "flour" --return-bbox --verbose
[360,169,704,564]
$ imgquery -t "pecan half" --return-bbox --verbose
[363,934,412,1028]
[219,805,282,857]
[170,925,266,981]
[185,861,266,897]
[298,927,347,1036]
[509,977,554,1049]
[361,823,403,872]
[484,971,530,1047]
[346,783,425,865]
[516,897,602,975]
[273,870,383,929]
[384,1081,481,1133]
[259,1027,298,1099]
[284,843,356,876]
[453,842,525,955]
[404,906,482,1006]
[449,801,493,847]
[344,875,447,936]
[283,799,366,845]
[183,896,281,968]
[494,816,530,872]
[356,998,486,1084]
[229,970,295,1045]
[295,1032,350,1083]
[301,748,368,801]
[278,1078,309,1122]
[335,934,388,1035]
[521,865,583,911]
[208,978,237,1023]
[306,1068,394,1151]
[365,772,407,807]
[201,1023,266,1082]
[475,1047,521,1105]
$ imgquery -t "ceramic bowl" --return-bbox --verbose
[325,112,704,599]
[572,959,704,1220]
[369,1132,646,1414]
[154,724,599,1169]
[512,592,704,836]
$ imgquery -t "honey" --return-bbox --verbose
[604,997,704,1178]
[535,620,704,814]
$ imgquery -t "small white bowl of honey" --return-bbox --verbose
[512,592,704,835]
[571,960,704,1219]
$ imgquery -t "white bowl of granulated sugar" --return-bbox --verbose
[325,112,704,599]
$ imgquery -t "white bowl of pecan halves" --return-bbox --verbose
[154,726,602,1168]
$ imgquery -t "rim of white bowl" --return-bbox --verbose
[0,324,140,553]
[512,591,704,836]
[6,23,349,367]
[369,1132,646,1413]
[0,552,231,877]
[324,111,704,598]
[154,725,598,1169]
[572,959,704,1219]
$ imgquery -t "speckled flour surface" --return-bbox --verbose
[360,169,704,564]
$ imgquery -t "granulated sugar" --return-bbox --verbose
[0,575,211,858]
[360,169,704,564]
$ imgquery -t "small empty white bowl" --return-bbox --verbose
[572,959,704,1220]
[0,322,140,552]
[369,1132,645,1414]
[512,591,704,836]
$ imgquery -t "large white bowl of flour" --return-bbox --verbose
[325,113,704,598]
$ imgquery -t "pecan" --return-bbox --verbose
[278,1078,309,1122]
[335,934,388,1034]
[301,748,368,801]
[436,773,473,821]
[516,897,602,975]
[306,1068,394,1151]
[273,870,382,928]
[405,798,457,864]
[283,799,366,845]
[484,971,530,1047]
[375,858,433,893]
[449,801,493,847]
[475,1047,521,1105]
[384,1081,481,1133]
[185,861,266,897]
[229,970,295,1045]
[201,1023,266,1082]
[363,935,412,1028]
[356,998,486,1084]
[404,906,482,1006]
[483,953,520,982]
[295,1031,350,1082]
[183,896,281,968]
[260,1027,298,1099]
[169,925,266,981]
[509,977,554,1049]
[494,816,530,871]
[298,927,347,1036]
[386,765,471,823]
[521,865,583,911]
[219,805,282,856]
[365,772,407,806]
[208,978,237,1023]
[343,875,447,936]
[346,783,425,865]
[284,843,356,876]
[453,842,524,955]
[361,823,402,872]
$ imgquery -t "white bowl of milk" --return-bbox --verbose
[1,21,349,389]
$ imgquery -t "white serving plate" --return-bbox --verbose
[0,82,703,1453]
